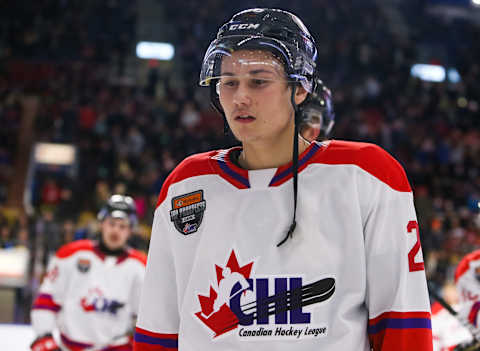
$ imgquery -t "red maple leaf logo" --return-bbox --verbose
[195,250,254,337]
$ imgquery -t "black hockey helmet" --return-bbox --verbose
[199,8,318,113]
[97,194,138,228]
[300,77,335,140]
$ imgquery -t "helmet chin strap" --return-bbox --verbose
[211,80,300,247]
[277,86,300,247]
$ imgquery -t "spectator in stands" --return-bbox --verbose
[0,224,15,248]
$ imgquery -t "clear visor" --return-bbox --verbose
[214,51,296,97]
[199,36,313,92]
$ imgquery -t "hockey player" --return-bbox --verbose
[31,194,147,351]
[431,282,471,350]
[134,8,433,351]
[299,77,335,142]
[451,249,480,350]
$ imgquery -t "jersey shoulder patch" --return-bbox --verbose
[314,140,411,192]
[156,150,219,207]
[56,239,94,259]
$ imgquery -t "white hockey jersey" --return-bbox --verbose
[32,239,147,351]
[431,302,472,351]
[455,250,480,342]
[134,140,433,351]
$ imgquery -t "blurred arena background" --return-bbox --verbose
[0,0,479,349]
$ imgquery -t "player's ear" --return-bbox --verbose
[294,85,308,105]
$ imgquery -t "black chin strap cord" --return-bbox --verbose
[277,87,300,247]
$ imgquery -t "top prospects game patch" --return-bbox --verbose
[170,190,206,235]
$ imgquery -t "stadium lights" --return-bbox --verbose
[447,68,461,83]
[410,64,461,83]
[34,143,76,165]
[136,41,175,61]
[472,0,480,6]
[410,64,445,83]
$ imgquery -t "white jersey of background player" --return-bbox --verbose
[31,195,146,351]
[431,282,472,350]
[455,249,480,346]
[134,8,433,351]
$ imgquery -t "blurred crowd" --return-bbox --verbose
[0,0,479,322]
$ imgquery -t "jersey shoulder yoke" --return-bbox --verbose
[127,248,147,266]
[315,140,411,192]
[56,239,94,259]
[157,150,218,206]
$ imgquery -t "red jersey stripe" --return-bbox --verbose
[56,240,94,259]
[369,327,433,351]
[156,151,218,207]
[310,140,412,192]
[134,327,178,339]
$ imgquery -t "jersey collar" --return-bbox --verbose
[210,141,326,189]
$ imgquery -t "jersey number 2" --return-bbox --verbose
[407,221,425,272]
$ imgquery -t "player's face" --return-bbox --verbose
[101,217,131,251]
[218,50,307,146]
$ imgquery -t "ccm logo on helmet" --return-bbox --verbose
[229,23,260,30]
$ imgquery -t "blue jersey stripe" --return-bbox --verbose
[217,159,250,188]
[134,332,179,348]
[368,317,432,334]
[270,142,321,185]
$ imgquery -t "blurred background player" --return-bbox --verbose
[299,77,335,142]
[30,195,146,351]
[134,8,432,351]
[431,281,472,350]
[451,249,480,350]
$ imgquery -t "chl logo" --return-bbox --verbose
[229,23,260,30]
[80,288,124,315]
[194,250,335,338]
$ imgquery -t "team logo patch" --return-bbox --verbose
[194,249,335,340]
[80,287,125,315]
[170,190,206,235]
[77,258,91,273]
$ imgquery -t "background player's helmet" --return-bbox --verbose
[199,8,318,112]
[97,194,138,228]
[300,77,335,139]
